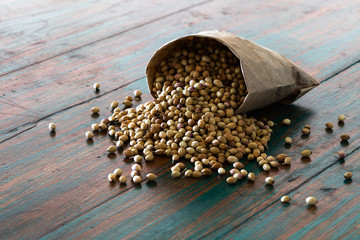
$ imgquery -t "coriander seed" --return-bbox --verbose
[338,114,346,122]
[284,137,292,144]
[91,107,100,114]
[146,173,158,181]
[85,131,94,139]
[113,168,122,177]
[248,172,256,181]
[325,122,334,129]
[108,173,116,182]
[119,176,127,184]
[134,90,142,98]
[281,195,291,203]
[282,119,291,125]
[133,155,143,163]
[48,123,56,131]
[132,175,142,184]
[184,170,193,177]
[302,128,310,135]
[171,171,180,178]
[107,146,117,153]
[131,164,141,171]
[338,151,346,159]
[226,176,237,184]
[111,101,119,109]
[91,123,100,131]
[301,150,312,157]
[305,196,318,206]
[340,134,350,141]
[218,167,226,175]
[265,177,275,185]
[93,82,100,90]
[283,157,292,165]
[344,172,353,179]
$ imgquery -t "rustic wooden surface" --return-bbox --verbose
[1,0,359,239]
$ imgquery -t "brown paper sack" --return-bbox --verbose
[146,30,319,113]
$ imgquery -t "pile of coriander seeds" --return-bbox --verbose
[93,38,279,185]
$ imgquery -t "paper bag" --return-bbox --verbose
[146,30,319,113]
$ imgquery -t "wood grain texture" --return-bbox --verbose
[1,0,360,142]
[1,0,360,239]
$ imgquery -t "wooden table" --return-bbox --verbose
[1,0,360,239]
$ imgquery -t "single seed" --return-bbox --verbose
[134,155,143,163]
[340,134,350,141]
[107,146,117,153]
[48,123,56,131]
[233,173,243,179]
[282,119,291,125]
[91,123,100,131]
[262,163,271,172]
[301,128,310,135]
[301,150,312,157]
[134,90,142,98]
[85,131,94,139]
[344,172,353,179]
[226,177,237,184]
[93,82,100,90]
[171,171,181,178]
[91,107,100,114]
[240,169,248,176]
[269,161,279,168]
[119,176,127,183]
[201,168,212,176]
[131,164,141,171]
[132,175,142,184]
[113,168,122,177]
[184,170,193,177]
[108,173,116,182]
[233,162,245,169]
[284,137,292,144]
[130,170,139,177]
[325,122,334,129]
[248,172,256,181]
[306,196,318,206]
[304,124,311,129]
[123,100,132,108]
[227,156,238,164]
[146,173,158,181]
[192,171,202,178]
[281,195,291,203]
[276,154,287,161]
[283,157,292,165]
[111,101,119,109]
[338,114,346,122]
[230,168,240,175]
[265,177,275,185]
[338,151,346,159]
[218,167,226,175]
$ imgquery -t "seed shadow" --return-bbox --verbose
[340,140,350,147]
[107,153,117,159]
[338,121,345,127]
[146,181,158,188]
[301,157,312,163]
[344,179,353,184]
[86,139,94,145]
[325,128,333,134]
[49,131,56,137]
[91,113,100,118]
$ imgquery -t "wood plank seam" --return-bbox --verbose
[36,163,173,239]
[0,0,211,78]
[0,77,141,144]
[320,59,360,84]
[202,142,360,239]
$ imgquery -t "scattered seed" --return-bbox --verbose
[171,171,181,178]
[91,123,100,131]
[325,122,334,129]
[134,155,143,163]
[184,170,193,177]
[113,168,122,177]
[107,146,117,153]
[131,163,141,171]
[338,151,346,159]
[301,128,310,135]
[146,173,158,181]
[123,100,132,108]
[85,131,94,139]
[93,83,100,90]
[240,169,248,177]
[344,172,353,179]
[48,123,56,131]
[265,177,275,185]
[304,125,311,129]
[233,162,245,170]
[111,101,119,109]
[262,163,271,171]
[119,176,127,183]
[108,173,116,182]
[132,175,142,184]
[248,172,256,181]
[281,195,291,203]
[134,90,142,98]
[306,196,318,206]
[218,167,226,175]
[338,115,346,122]
[226,176,237,184]
[276,154,287,161]
[284,137,292,144]
[340,134,350,141]
[283,157,292,165]
[91,107,100,114]
[282,119,291,125]
[301,150,312,157]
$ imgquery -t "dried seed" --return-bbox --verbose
[227,156,238,164]
[338,151,346,159]
[248,172,256,181]
[325,122,334,129]
[108,173,116,182]
[93,83,100,90]
[107,146,117,153]
[132,175,142,184]
[134,155,143,163]
[344,172,353,179]
[262,163,271,171]
[233,162,245,169]
[131,163,141,171]
[305,196,317,206]
[301,150,312,157]
[91,123,100,131]
[281,195,291,203]
[226,176,237,184]
[338,115,346,122]
[91,107,100,114]
[265,177,275,185]
[119,176,127,184]
[134,90,142,98]
[218,167,226,175]
[184,170,193,177]
[301,128,310,135]
[304,124,311,129]
[275,154,287,161]
[282,119,291,125]
[48,123,56,131]
[192,171,202,178]
[340,134,350,141]
[146,173,158,181]
[284,137,292,144]
[113,168,122,177]
[171,171,181,178]
[283,157,292,165]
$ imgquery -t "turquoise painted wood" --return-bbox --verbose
[0,0,359,239]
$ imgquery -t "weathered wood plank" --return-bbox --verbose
[1,0,360,142]
[1,60,358,239]
[0,0,207,76]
